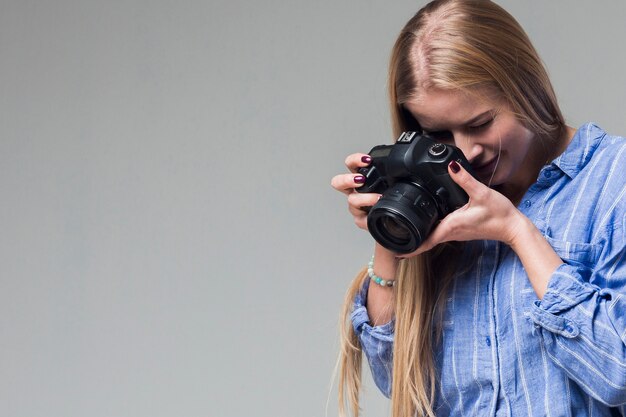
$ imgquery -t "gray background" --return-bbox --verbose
[2,1,625,416]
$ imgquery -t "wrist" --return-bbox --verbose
[374,243,399,263]
[371,244,399,286]
[504,212,562,299]
[507,210,538,251]
[506,212,545,253]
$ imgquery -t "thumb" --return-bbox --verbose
[448,160,487,199]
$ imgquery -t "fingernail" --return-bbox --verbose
[354,175,366,184]
[361,155,372,164]
[449,160,460,174]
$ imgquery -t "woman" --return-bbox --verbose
[331,1,626,416]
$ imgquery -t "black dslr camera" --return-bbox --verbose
[357,131,474,254]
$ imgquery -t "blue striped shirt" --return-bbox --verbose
[352,123,626,416]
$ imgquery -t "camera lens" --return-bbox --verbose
[367,181,439,253]
[380,216,411,244]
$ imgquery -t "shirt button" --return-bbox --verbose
[524,200,532,208]
[544,171,552,178]
[565,325,574,334]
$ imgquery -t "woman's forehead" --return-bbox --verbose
[403,88,501,129]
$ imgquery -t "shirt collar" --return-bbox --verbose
[551,123,606,179]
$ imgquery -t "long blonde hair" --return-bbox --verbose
[338,1,566,416]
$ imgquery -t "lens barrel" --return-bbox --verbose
[367,181,439,253]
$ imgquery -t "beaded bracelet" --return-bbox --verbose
[368,255,396,287]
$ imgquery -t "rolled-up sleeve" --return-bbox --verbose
[529,227,626,406]
[351,277,395,398]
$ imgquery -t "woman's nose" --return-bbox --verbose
[453,139,483,164]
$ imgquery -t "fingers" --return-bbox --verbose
[330,173,367,195]
[345,153,372,173]
[348,192,380,214]
[353,212,368,230]
[331,152,375,231]
[419,217,453,251]
[348,193,380,230]
[348,192,380,231]
[331,153,372,194]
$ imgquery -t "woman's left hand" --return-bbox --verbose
[399,160,527,258]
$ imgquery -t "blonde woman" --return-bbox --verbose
[331,1,626,416]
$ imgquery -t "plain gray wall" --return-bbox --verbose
[2,1,626,416]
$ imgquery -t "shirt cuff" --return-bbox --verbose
[351,277,395,339]
[529,263,596,338]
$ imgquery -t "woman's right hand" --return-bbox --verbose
[330,153,381,231]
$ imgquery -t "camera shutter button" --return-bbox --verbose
[428,143,447,157]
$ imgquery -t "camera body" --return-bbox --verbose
[357,131,474,253]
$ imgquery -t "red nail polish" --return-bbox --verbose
[449,160,461,173]
[354,175,366,184]
[361,155,372,164]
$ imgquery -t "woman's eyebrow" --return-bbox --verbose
[464,110,494,125]
[420,110,493,131]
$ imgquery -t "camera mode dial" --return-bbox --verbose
[428,143,447,158]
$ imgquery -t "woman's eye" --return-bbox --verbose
[468,118,493,131]
[425,130,454,142]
